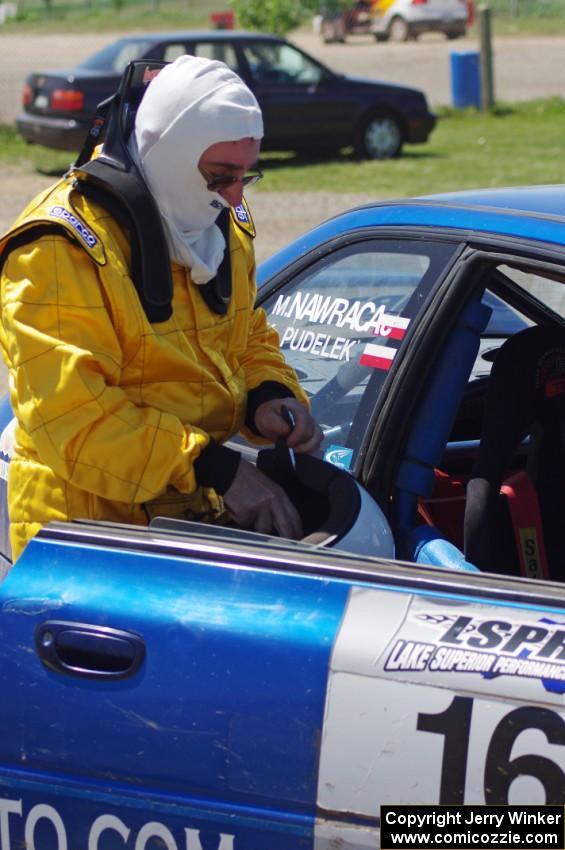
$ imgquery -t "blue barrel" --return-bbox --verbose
[450,51,481,109]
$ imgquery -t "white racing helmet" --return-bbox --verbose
[256,444,395,559]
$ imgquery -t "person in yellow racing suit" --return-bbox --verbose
[0,55,323,560]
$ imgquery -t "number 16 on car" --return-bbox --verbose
[316,588,565,813]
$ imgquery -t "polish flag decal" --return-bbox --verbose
[359,343,397,371]
[373,314,410,341]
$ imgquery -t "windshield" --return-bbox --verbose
[260,238,459,468]
[76,39,154,73]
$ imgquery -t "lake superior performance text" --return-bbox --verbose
[380,805,565,849]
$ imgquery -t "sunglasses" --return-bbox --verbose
[200,166,263,193]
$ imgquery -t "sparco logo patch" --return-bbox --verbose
[48,206,97,248]
[234,203,250,223]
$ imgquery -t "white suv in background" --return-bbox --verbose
[372,0,469,42]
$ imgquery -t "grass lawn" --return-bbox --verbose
[2,97,564,197]
[257,99,565,195]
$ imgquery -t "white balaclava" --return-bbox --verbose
[129,55,263,284]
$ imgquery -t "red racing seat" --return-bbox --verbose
[464,325,565,579]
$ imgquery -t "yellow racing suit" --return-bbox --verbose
[0,176,307,559]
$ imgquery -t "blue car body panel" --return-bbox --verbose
[0,534,350,846]
[3,529,565,846]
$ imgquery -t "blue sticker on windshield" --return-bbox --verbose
[324,445,354,471]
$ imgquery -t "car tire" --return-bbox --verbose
[388,16,411,42]
[354,112,404,159]
[374,31,389,42]
[446,29,464,39]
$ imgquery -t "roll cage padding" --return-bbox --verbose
[393,298,492,563]
[406,525,479,572]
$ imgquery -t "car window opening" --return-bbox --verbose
[415,259,565,583]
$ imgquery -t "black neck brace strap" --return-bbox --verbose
[72,60,231,322]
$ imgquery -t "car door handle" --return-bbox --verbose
[35,621,145,680]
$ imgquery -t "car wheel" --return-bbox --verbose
[374,31,389,42]
[446,29,464,39]
[354,112,404,159]
[388,15,410,42]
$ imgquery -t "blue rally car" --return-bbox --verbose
[2,186,565,847]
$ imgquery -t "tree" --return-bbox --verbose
[230,0,320,35]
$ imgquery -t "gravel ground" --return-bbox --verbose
[0,172,373,264]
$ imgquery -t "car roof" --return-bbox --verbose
[420,184,565,219]
[117,30,284,42]
[258,185,565,282]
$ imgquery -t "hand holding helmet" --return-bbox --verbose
[223,458,304,539]
[253,398,324,454]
